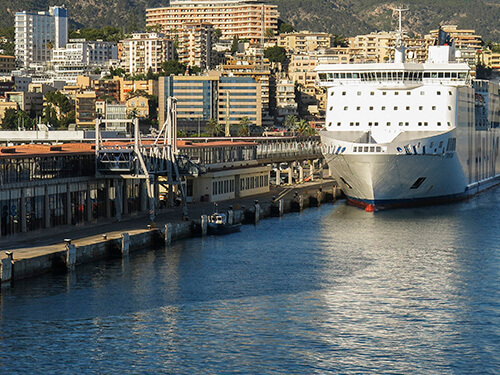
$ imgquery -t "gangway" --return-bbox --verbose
[95,97,200,222]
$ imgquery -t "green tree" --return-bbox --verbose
[264,46,287,63]
[214,28,222,42]
[206,118,222,136]
[161,60,187,76]
[296,119,315,135]
[230,36,239,55]
[146,67,154,80]
[238,117,251,136]
[284,115,298,131]
[277,20,294,34]
[1,108,32,130]
[265,28,275,38]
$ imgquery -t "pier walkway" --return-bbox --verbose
[1,178,339,276]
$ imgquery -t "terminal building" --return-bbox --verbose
[0,139,269,238]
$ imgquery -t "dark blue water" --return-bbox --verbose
[1,191,500,374]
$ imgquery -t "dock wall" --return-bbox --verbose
[1,185,342,286]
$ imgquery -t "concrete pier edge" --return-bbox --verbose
[0,183,342,286]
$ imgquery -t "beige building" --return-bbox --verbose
[121,32,175,75]
[75,91,96,127]
[428,25,482,50]
[0,55,15,73]
[118,78,158,102]
[126,95,150,118]
[177,22,216,70]
[4,91,44,116]
[277,31,331,53]
[146,0,279,42]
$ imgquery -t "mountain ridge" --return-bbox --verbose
[1,0,499,42]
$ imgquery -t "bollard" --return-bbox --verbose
[66,243,76,270]
[165,223,173,245]
[278,199,284,216]
[1,252,14,283]
[201,215,208,236]
[333,185,337,199]
[254,200,260,224]
[227,209,234,225]
[316,190,323,206]
[121,233,130,257]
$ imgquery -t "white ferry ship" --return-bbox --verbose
[316,24,500,210]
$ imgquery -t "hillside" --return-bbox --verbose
[1,0,500,41]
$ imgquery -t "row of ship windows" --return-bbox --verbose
[332,90,453,96]
[320,71,466,81]
[329,121,452,127]
[331,105,453,111]
[353,146,382,153]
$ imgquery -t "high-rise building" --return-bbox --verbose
[146,0,278,42]
[177,23,216,70]
[15,6,68,68]
[120,33,175,75]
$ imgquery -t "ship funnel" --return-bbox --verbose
[438,28,447,45]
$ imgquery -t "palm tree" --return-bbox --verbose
[284,115,298,132]
[296,119,312,135]
[205,118,222,136]
[238,116,251,136]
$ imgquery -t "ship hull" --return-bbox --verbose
[322,136,500,210]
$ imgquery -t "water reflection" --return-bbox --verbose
[0,192,499,373]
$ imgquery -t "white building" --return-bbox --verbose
[15,6,68,68]
[52,39,118,67]
[121,33,175,75]
[276,79,298,117]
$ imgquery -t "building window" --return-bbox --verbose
[356,106,361,111]
[381,106,386,110]
[386,122,391,126]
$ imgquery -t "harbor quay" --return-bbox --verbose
[0,178,341,286]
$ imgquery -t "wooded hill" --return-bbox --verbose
[1,0,500,42]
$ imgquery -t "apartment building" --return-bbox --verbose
[15,6,68,67]
[52,39,118,67]
[275,79,297,117]
[75,91,97,126]
[120,33,175,75]
[177,23,216,70]
[287,53,323,112]
[146,0,279,42]
[428,25,482,50]
[0,56,15,73]
[118,77,158,102]
[76,75,121,101]
[4,91,44,116]
[277,31,332,53]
